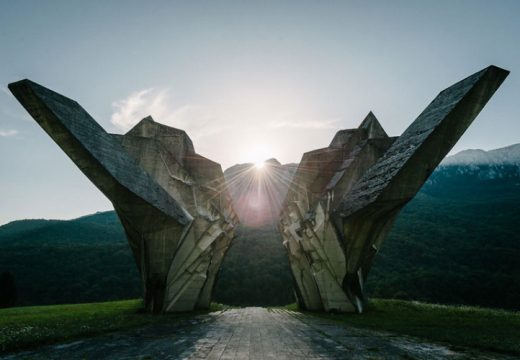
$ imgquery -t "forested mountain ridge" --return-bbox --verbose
[0,144,519,309]
[0,212,125,246]
[0,211,139,306]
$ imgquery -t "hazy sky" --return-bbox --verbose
[1,0,519,224]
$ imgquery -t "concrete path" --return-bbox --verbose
[2,307,514,359]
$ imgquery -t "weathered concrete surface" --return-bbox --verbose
[279,66,509,313]
[8,81,238,313]
[2,308,513,359]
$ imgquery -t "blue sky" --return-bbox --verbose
[0,0,519,224]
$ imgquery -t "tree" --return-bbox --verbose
[0,272,16,308]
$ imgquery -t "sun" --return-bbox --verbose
[241,144,275,171]
[255,160,265,170]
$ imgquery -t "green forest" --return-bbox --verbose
[0,164,519,310]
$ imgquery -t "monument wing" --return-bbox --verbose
[279,65,509,313]
[9,80,237,313]
[8,79,191,224]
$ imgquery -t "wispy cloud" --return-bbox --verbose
[111,87,343,134]
[110,88,226,139]
[0,129,18,137]
[109,87,347,168]
[111,88,157,131]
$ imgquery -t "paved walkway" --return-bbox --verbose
[2,307,514,359]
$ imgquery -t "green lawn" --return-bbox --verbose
[2,298,519,356]
[302,299,520,355]
[0,299,224,354]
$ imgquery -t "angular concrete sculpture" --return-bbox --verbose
[279,65,509,313]
[8,80,238,313]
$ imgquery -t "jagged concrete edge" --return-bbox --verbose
[8,79,192,225]
[334,65,509,218]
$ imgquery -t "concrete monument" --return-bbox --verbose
[9,80,238,313]
[279,65,509,313]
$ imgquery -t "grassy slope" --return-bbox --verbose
[303,299,520,355]
[0,300,150,353]
[0,300,224,354]
[2,299,518,356]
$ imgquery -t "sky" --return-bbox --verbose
[0,0,519,224]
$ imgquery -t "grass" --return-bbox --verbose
[3,298,519,356]
[297,299,520,355]
[0,299,225,354]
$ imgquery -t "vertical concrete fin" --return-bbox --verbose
[358,111,388,139]
[279,65,509,313]
[336,66,509,218]
[9,79,237,313]
[8,79,191,224]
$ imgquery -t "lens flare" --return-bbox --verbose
[224,158,295,228]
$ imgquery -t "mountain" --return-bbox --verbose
[217,159,297,305]
[0,212,126,247]
[0,212,140,306]
[214,224,295,306]
[0,146,519,309]
[366,144,520,309]
[442,143,520,166]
